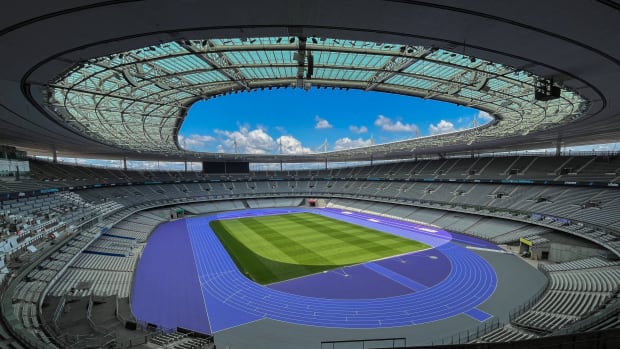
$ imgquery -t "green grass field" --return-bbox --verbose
[209,212,429,284]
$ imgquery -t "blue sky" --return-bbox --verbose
[51,87,619,170]
[178,88,492,154]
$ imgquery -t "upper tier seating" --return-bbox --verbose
[10,155,620,192]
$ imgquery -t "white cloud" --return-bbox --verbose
[476,110,494,122]
[429,120,457,135]
[126,161,185,170]
[374,115,419,133]
[333,137,374,150]
[62,158,122,168]
[349,125,368,134]
[212,126,313,155]
[564,142,620,152]
[178,134,216,150]
[215,126,277,154]
[315,116,333,129]
[277,135,313,154]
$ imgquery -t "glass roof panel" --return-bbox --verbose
[183,71,229,84]
[44,36,588,157]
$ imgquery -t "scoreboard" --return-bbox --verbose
[202,161,250,174]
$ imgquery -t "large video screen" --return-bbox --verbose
[203,161,249,174]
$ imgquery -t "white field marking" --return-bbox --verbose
[368,218,380,222]
[466,246,510,253]
[418,227,437,233]
[265,247,434,286]
[341,211,353,214]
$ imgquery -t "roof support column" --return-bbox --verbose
[52,148,57,164]
[556,141,563,156]
[123,157,127,171]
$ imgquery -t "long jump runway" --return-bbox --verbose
[132,208,498,334]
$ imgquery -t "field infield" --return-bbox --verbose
[209,212,430,284]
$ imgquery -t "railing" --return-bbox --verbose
[415,328,620,349]
[114,296,126,325]
[29,150,620,172]
[51,294,65,330]
[38,197,214,348]
[553,292,620,335]
[185,190,620,255]
[321,337,406,349]
[0,205,129,349]
[313,192,620,257]
[2,189,618,348]
[431,318,502,345]
[509,274,550,322]
[0,237,67,349]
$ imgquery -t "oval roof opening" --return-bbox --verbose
[179,88,490,154]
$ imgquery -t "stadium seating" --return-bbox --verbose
[479,258,620,337]
[1,156,619,348]
[18,155,620,188]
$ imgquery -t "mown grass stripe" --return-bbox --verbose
[209,220,279,282]
[284,214,406,257]
[237,218,334,265]
[210,212,430,284]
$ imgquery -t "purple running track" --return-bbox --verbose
[131,207,497,333]
[268,263,415,299]
[131,220,211,333]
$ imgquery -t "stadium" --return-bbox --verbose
[1,1,619,349]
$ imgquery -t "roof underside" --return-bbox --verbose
[2,1,619,163]
[44,37,587,162]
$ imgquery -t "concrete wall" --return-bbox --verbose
[549,242,612,263]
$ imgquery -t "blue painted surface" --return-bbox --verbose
[131,220,211,334]
[364,262,428,291]
[132,208,498,333]
[269,262,415,299]
[375,248,451,287]
[464,308,493,322]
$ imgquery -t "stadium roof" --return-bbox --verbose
[1,1,619,162]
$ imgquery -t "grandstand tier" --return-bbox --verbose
[2,160,619,348]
